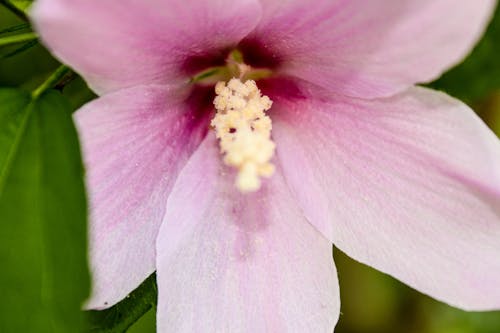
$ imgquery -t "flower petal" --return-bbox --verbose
[76,85,209,309]
[156,136,339,332]
[246,0,495,98]
[31,0,261,94]
[273,86,500,310]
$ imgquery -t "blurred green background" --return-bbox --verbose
[2,3,500,333]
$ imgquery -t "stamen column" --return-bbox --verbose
[212,78,275,192]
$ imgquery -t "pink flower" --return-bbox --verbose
[32,0,500,331]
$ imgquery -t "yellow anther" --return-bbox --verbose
[212,78,275,192]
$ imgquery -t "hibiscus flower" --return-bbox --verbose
[32,0,500,331]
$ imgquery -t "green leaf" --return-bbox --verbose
[8,0,31,11]
[1,39,38,59]
[0,31,37,47]
[0,88,89,332]
[0,22,29,35]
[86,273,157,333]
[429,5,500,103]
[0,0,30,21]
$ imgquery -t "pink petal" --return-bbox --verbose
[273,86,500,310]
[245,0,495,98]
[76,85,209,309]
[31,0,261,94]
[156,136,339,332]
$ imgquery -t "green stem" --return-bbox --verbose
[0,23,30,35]
[86,273,157,333]
[2,39,37,59]
[32,65,71,99]
[190,66,228,84]
[0,32,37,47]
[0,0,29,21]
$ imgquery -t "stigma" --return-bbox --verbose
[212,78,275,192]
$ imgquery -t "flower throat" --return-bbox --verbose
[192,50,275,193]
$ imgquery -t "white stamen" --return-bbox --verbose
[212,78,275,192]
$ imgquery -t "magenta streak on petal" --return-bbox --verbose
[180,48,231,77]
[238,38,283,70]
[76,84,211,309]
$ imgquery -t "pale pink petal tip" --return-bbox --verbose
[274,86,500,311]
[155,136,340,332]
